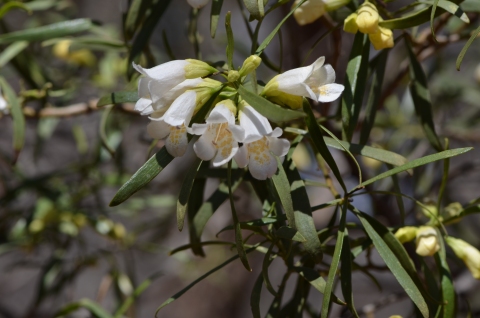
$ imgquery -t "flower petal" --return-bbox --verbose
[163,90,197,126]
[316,83,345,103]
[228,124,245,142]
[234,145,249,168]
[239,105,272,143]
[308,63,336,87]
[150,78,203,110]
[165,125,189,157]
[147,120,171,139]
[188,123,208,135]
[268,137,290,157]
[275,60,318,96]
[293,0,326,26]
[135,97,153,114]
[248,150,278,180]
[138,77,150,98]
[212,139,238,167]
[193,133,216,161]
[270,127,283,138]
[187,0,210,9]
[206,104,234,124]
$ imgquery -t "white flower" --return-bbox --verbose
[189,101,245,166]
[446,237,480,279]
[293,0,326,26]
[187,0,210,9]
[234,105,290,180]
[0,88,8,114]
[133,60,217,115]
[415,226,440,257]
[262,57,344,103]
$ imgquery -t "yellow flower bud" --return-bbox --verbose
[444,202,462,222]
[52,40,96,67]
[394,226,417,244]
[293,0,326,26]
[239,55,262,77]
[344,13,359,34]
[446,237,480,279]
[356,2,379,34]
[369,27,394,50]
[415,226,440,257]
[267,92,303,110]
[184,59,217,78]
[228,70,240,82]
[420,201,438,219]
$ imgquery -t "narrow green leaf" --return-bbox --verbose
[125,0,153,39]
[430,0,441,41]
[255,0,306,55]
[228,162,251,271]
[225,11,234,70]
[304,99,347,192]
[435,231,456,318]
[295,267,346,305]
[177,158,203,231]
[456,25,480,71]
[110,147,174,206]
[341,32,370,141]
[271,159,296,228]
[321,203,347,318]
[99,106,115,157]
[265,272,289,318]
[24,0,57,11]
[113,272,163,318]
[97,91,139,107]
[461,0,480,12]
[340,229,359,317]
[407,39,442,151]
[279,275,310,317]
[55,298,112,318]
[210,0,225,38]
[0,19,92,44]
[421,0,469,23]
[0,41,28,68]
[237,84,305,123]
[250,273,264,318]
[360,49,388,145]
[353,148,472,190]
[354,210,430,318]
[262,241,279,296]
[275,226,306,242]
[187,177,207,256]
[0,77,25,158]
[155,244,260,316]
[0,2,31,19]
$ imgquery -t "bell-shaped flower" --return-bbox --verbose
[187,0,210,9]
[293,0,326,26]
[394,226,417,244]
[415,226,440,257]
[344,13,359,34]
[133,60,217,114]
[147,108,190,157]
[234,105,290,180]
[189,100,245,166]
[356,2,379,34]
[262,57,344,104]
[369,27,394,50]
[446,237,480,279]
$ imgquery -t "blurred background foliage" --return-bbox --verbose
[0,0,480,317]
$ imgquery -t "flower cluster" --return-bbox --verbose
[344,1,394,50]
[134,56,344,180]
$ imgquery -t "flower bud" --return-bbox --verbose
[267,92,303,110]
[239,55,262,77]
[415,226,440,257]
[324,0,350,11]
[444,202,462,222]
[356,2,379,34]
[293,0,326,26]
[446,237,480,279]
[184,59,217,79]
[228,70,240,82]
[369,27,394,50]
[344,13,359,34]
[53,40,96,66]
[420,201,438,219]
[394,226,417,244]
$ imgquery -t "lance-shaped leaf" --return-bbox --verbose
[54,298,112,318]
[456,25,480,71]
[210,0,224,38]
[0,77,25,161]
[124,0,153,39]
[225,11,234,70]
[177,158,203,231]
[271,159,296,229]
[341,32,370,142]
[434,229,456,318]
[237,84,305,123]
[275,226,306,242]
[97,91,139,107]
[0,19,92,44]
[0,41,28,68]
[250,273,264,318]
[340,229,359,317]
[110,147,174,206]
[295,267,346,305]
[187,177,207,256]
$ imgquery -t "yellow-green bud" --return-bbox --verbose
[217,99,237,115]
[267,93,303,110]
[356,2,379,34]
[29,219,45,234]
[394,226,417,244]
[415,226,440,257]
[446,237,480,279]
[420,202,438,219]
[344,13,359,34]
[228,70,240,82]
[324,0,351,12]
[239,55,262,77]
[184,59,217,78]
[369,27,394,50]
[444,202,462,222]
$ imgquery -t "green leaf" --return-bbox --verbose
[125,0,153,39]
[295,267,346,305]
[0,41,28,68]
[255,0,306,55]
[456,25,480,71]
[113,272,163,318]
[360,49,389,145]
[24,0,57,11]
[279,275,310,316]
[177,158,203,231]
[275,226,306,242]
[243,0,266,20]
[420,0,469,24]
[187,176,207,256]
[321,203,347,318]
[110,147,174,206]
[353,147,472,191]
[434,231,456,318]
[155,244,260,316]
[341,32,370,141]
[225,11,234,70]
[237,85,305,123]
[340,229,359,317]
[262,241,279,296]
[250,273,264,318]
[210,0,224,38]
[354,210,430,318]
[0,77,25,159]
[265,272,288,318]
[271,159,295,228]
[0,19,92,44]
[55,298,112,318]
[99,106,115,157]
[0,1,31,19]
[304,99,347,193]
[97,91,139,107]
[461,0,480,12]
